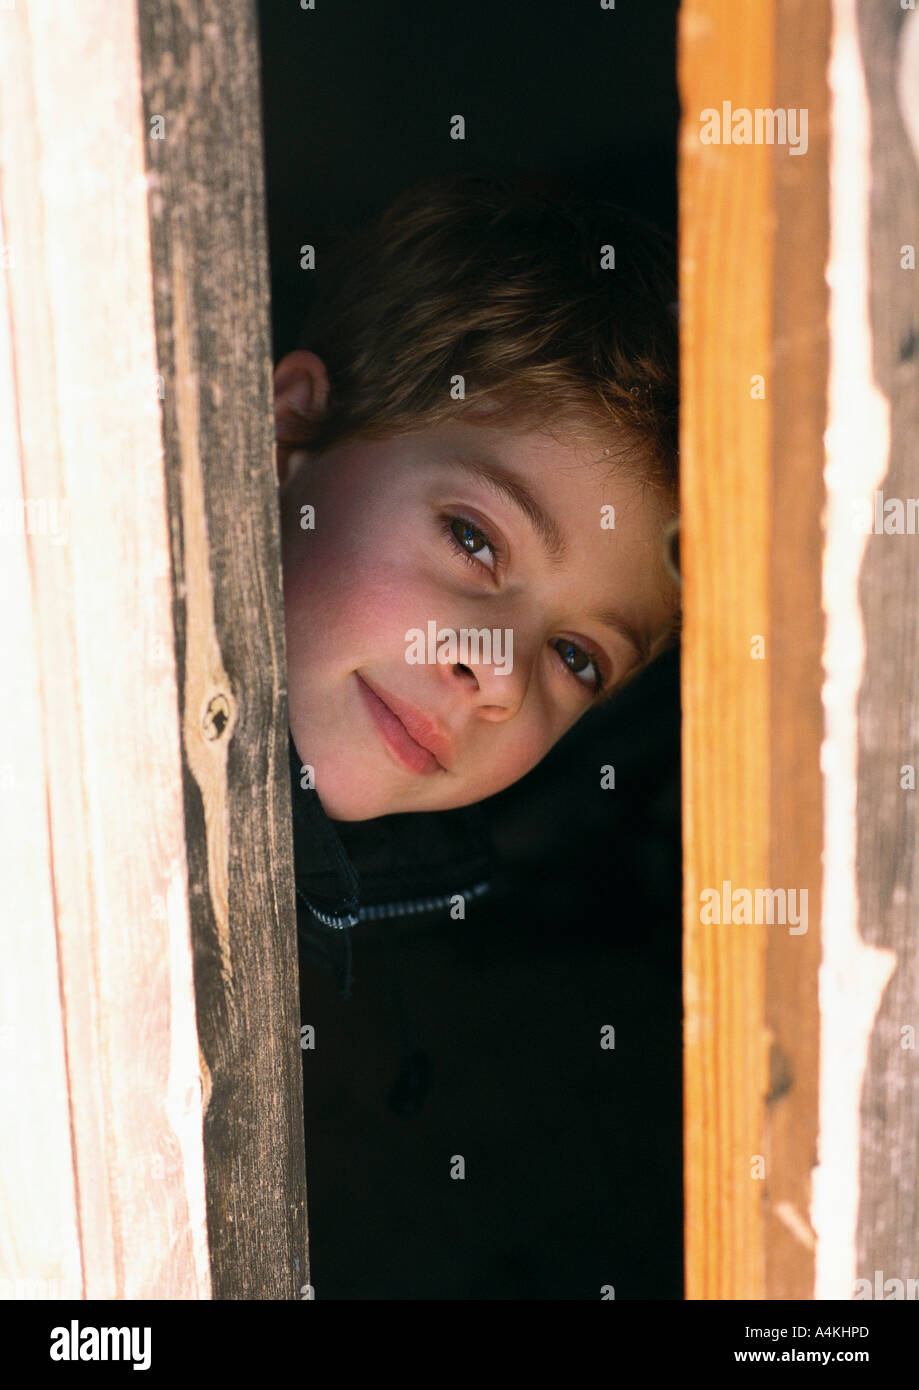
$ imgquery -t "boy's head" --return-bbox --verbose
[276,172,680,821]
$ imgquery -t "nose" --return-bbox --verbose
[438,625,534,720]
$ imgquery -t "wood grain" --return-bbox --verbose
[0,0,210,1298]
[679,0,829,1298]
[854,0,919,1291]
[763,0,829,1301]
[137,0,308,1299]
[0,0,306,1300]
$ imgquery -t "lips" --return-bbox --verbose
[356,674,453,775]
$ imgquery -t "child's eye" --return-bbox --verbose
[442,515,499,572]
[551,637,603,695]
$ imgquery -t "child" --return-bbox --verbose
[274,172,680,1016]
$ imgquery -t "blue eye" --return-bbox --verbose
[552,637,602,694]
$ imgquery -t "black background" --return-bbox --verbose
[257,0,682,1299]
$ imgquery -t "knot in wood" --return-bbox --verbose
[767,1041,794,1104]
[203,692,232,741]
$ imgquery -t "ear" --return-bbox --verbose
[273,350,330,486]
[274,349,330,439]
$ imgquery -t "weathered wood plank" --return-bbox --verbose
[137,0,308,1299]
[0,0,210,1298]
[763,0,829,1301]
[0,0,305,1300]
[853,0,919,1295]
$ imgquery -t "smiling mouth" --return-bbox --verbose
[355,674,448,775]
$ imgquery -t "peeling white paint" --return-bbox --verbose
[814,0,898,1302]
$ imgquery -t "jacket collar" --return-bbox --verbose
[288,728,492,929]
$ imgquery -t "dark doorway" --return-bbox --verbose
[259,0,682,1300]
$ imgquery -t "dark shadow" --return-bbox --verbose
[258,0,682,1300]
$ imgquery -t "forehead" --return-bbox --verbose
[429,416,669,534]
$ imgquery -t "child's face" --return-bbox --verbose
[277,360,676,821]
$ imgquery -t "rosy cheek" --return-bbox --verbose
[352,556,437,622]
[313,558,431,668]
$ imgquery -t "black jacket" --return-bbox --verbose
[288,729,493,1106]
[288,727,493,987]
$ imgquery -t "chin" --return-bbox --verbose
[314,786,383,823]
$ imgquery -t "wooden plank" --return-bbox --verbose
[0,0,210,1298]
[136,0,308,1299]
[851,0,919,1296]
[679,0,774,1300]
[0,0,305,1300]
[763,0,829,1300]
[679,0,830,1298]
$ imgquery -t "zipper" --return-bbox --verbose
[298,880,490,930]
[301,901,360,929]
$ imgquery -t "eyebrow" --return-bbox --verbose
[589,607,651,666]
[443,451,651,666]
[444,452,567,563]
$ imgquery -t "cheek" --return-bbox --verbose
[285,522,440,669]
